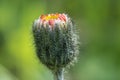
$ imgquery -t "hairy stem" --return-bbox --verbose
[53,68,64,80]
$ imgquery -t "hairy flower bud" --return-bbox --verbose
[32,13,79,71]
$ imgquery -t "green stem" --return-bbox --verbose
[53,68,64,80]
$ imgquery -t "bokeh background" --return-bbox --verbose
[0,0,120,80]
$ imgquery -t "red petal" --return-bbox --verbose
[61,14,66,22]
[59,14,66,22]
[49,20,55,26]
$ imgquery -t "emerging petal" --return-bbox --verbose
[38,13,68,28]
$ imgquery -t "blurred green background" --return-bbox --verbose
[0,0,120,80]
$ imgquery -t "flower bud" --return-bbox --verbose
[32,13,79,71]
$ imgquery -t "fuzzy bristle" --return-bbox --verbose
[32,13,79,71]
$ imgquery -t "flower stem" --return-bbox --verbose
[53,68,64,80]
